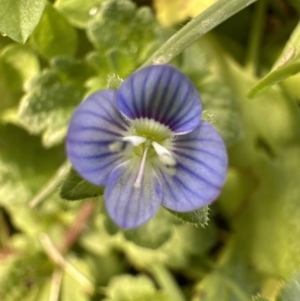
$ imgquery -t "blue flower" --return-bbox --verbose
[66,65,228,228]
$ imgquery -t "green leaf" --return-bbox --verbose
[105,274,170,301]
[0,124,64,208]
[18,57,92,147]
[167,206,209,227]
[200,78,242,145]
[213,47,300,278]
[248,21,300,98]
[87,0,161,63]
[55,0,105,28]
[193,243,257,301]
[121,222,216,270]
[0,44,40,116]
[123,209,174,249]
[276,271,300,301]
[60,168,104,200]
[178,41,242,146]
[253,297,269,301]
[0,0,46,43]
[0,251,52,301]
[0,44,40,92]
[32,3,77,59]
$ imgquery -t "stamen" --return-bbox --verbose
[134,145,149,188]
[152,141,176,166]
[122,136,146,146]
[152,141,177,175]
[109,140,132,153]
[109,136,146,153]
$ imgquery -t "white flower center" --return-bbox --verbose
[109,118,177,187]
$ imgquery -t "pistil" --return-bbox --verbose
[133,145,149,188]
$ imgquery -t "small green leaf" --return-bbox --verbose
[0,44,40,92]
[0,124,64,208]
[276,271,300,301]
[123,209,174,249]
[105,274,170,301]
[0,0,46,43]
[0,251,52,301]
[178,41,242,146]
[60,168,104,201]
[32,4,77,59]
[167,206,209,227]
[248,62,300,98]
[87,0,161,63]
[55,0,105,28]
[0,44,40,123]
[18,57,91,147]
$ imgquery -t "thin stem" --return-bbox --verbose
[245,0,268,75]
[40,233,94,295]
[29,161,71,208]
[142,0,258,67]
[59,201,96,254]
[150,264,187,301]
[49,268,63,301]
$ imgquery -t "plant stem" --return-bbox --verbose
[40,233,94,295]
[151,264,187,301]
[142,0,258,67]
[49,268,63,301]
[29,161,71,208]
[245,0,268,75]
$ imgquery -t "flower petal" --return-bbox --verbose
[159,122,228,211]
[117,65,202,134]
[105,160,162,228]
[66,90,129,186]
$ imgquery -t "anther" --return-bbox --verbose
[109,136,146,153]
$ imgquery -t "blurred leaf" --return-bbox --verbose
[0,0,46,43]
[215,49,300,278]
[154,0,218,27]
[178,41,242,146]
[60,168,104,200]
[18,57,92,147]
[0,251,52,301]
[0,124,64,208]
[200,78,243,145]
[32,3,78,59]
[123,209,174,249]
[167,206,209,227]
[87,0,161,63]
[105,274,170,301]
[0,44,40,92]
[0,44,40,114]
[218,168,257,219]
[248,21,300,98]
[192,242,258,301]
[122,222,216,270]
[276,271,300,301]
[55,0,105,28]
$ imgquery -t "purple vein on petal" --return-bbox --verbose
[71,125,122,137]
[158,75,181,124]
[178,163,221,189]
[160,171,195,206]
[174,150,225,179]
[93,102,129,131]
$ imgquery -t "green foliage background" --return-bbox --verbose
[1,0,300,300]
